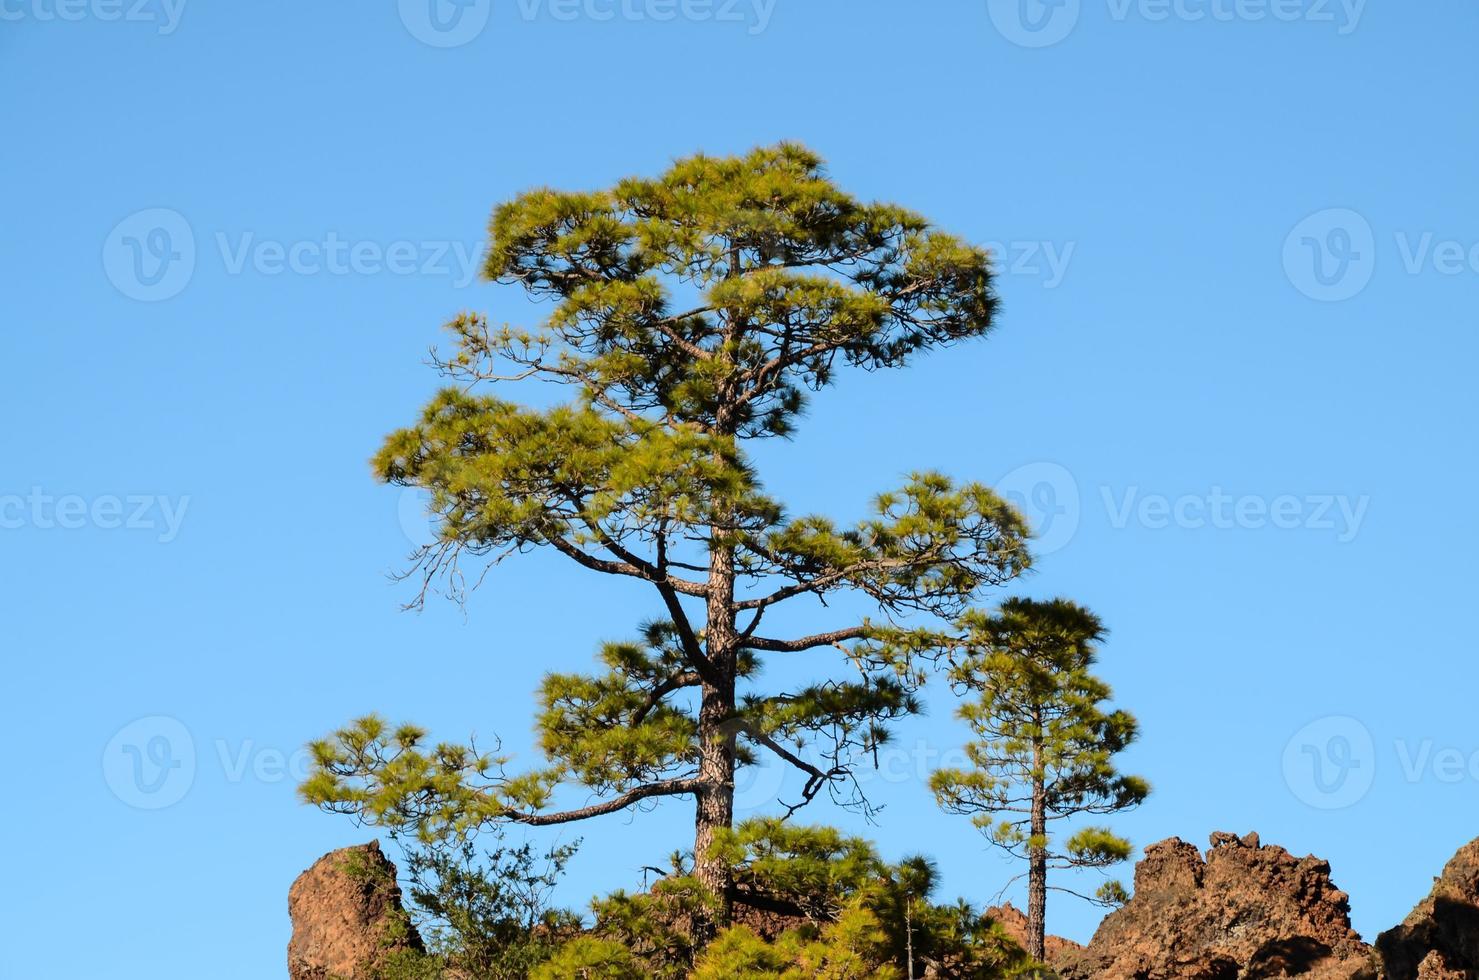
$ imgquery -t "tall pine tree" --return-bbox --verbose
[930,598,1149,960]
[301,144,1031,922]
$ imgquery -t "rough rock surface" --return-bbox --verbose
[984,902,1084,964]
[1376,838,1479,980]
[1056,831,1371,979]
[280,834,1479,979]
[729,890,814,941]
[288,841,423,980]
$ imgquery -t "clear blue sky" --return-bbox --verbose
[4,3,1477,976]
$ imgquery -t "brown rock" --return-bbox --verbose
[984,902,1084,964]
[1056,832,1371,980]
[1376,838,1479,980]
[287,841,423,980]
[729,888,815,941]
[1414,950,1468,980]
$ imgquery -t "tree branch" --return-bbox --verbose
[544,534,706,597]
[503,777,703,826]
[742,626,868,653]
[631,670,704,725]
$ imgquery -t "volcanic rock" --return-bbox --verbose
[1376,838,1479,980]
[287,841,423,980]
[1056,831,1371,979]
[985,902,1084,964]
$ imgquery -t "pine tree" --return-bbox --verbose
[301,144,1031,925]
[929,598,1149,961]
[891,855,936,980]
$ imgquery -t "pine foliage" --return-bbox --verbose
[930,597,1149,955]
[302,145,1031,882]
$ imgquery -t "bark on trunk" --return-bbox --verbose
[693,533,737,927]
[1028,742,1047,962]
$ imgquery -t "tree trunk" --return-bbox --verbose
[693,533,737,926]
[905,902,916,980]
[1027,744,1047,962]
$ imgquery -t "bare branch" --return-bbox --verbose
[503,777,704,827]
[743,626,868,653]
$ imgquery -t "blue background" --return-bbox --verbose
[4,2,1477,976]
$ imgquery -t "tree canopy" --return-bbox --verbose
[302,143,1032,917]
[930,597,1149,959]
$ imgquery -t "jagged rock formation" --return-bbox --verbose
[985,902,1084,964]
[1056,832,1371,979]
[283,834,1479,979]
[287,841,423,980]
[1376,838,1479,980]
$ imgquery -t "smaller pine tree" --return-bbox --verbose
[929,598,1149,962]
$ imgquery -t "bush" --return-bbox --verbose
[373,818,1049,978]
[383,833,582,979]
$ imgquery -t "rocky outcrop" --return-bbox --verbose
[288,841,423,980]
[984,902,1083,964]
[1057,832,1372,979]
[282,833,1479,979]
[1376,838,1479,980]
